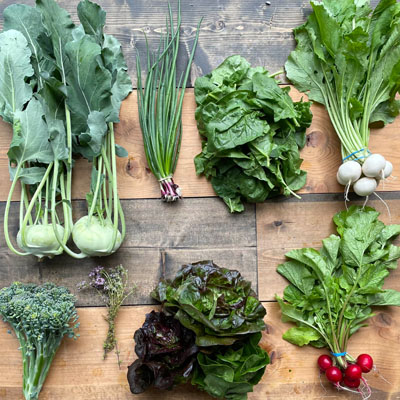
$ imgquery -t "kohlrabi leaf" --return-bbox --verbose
[36,0,75,83]
[3,4,49,88]
[77,0,106,45]
[64,34,112,154]
[0,30,34,123]
[8,98,53,165]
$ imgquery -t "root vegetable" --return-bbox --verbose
[337,161,362,185]
[356,354,373,373]
[362,154,386,178]
[353,177,377,197]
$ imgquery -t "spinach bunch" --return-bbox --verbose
[194,55,312,213]
[152,260,266,346]
[277,206,400,368]
[192,333,269,400]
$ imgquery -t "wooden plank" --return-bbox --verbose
[1,88,400,202]
[0,303,398,399]
[0,198,257,305]
[257,196,400,302]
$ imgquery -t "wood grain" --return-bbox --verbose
[1,88,400,202]
[0,198,257,305]
[257,196,400,302]
[0,303,398,400]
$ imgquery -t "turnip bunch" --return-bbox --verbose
[286,0,400,200]
[136,0,202,202]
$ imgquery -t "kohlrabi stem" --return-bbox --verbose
[51,160,86,259]
[44,178,49,224]
[65,104,73,227]
[20,163,54,248]
[4,163,28,256]
[88,156,103,222]
[19,184,26,227]
[59,170,71,245]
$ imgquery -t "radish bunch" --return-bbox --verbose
[337,154,393,198]
[318,354,374,399]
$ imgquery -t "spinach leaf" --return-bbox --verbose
[194,55,311,213]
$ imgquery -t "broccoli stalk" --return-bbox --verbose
[0,282,79,400]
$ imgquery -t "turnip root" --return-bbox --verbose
[353,177,377,197]
[362,154,386,178]
[337,161,362,185]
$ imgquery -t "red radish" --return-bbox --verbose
[343,376,361,388]
[317,355,333,371]
[345,364,362,380]
[325,366,342,383]
[357,354,373,373]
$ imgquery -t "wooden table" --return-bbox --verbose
[0,0,399,399]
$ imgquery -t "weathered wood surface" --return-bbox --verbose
[1,88,400,201]
[0,0,382,88]
[0,198,257,305]
[0,304,398,400]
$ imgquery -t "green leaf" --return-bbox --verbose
[282,326,321,346]
[368,289,400,306]
[277,260,315,296]
[64,35,112,144]
[77,0,106,44]
[0,30,34,123]
[3,4,49,87]
[36,0,75,82]
[9,166,47,185]
[8,98,53,166]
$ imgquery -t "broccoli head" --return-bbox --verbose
[0,282,79,400]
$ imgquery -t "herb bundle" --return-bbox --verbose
[285,0,399,198]
[78,265,135,363]
[194,55,312,213]
[277,206,400,394]
[136,0,202,201]
[128,261,269,399]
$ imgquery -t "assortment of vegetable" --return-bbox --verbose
[0,282,79,400]
[2,0,400,398]
[78,265,135,363]
[285,0,399,199]
[128,261,269,399]
[277,206,400,396]
[0,0,131,259]
[136,0,201,202]
[194,55,312,212]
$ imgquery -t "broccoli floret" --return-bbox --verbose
[0,282,79,400]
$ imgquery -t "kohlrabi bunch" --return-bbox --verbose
[1,0,132,259]
[286,0,399,201]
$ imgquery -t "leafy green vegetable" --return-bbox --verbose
[152,260,266,346]
[127,311,198,394]
[194,55,312,212]
[285,0,400,161]
[192,333,269,400]
[136,0,202,202]
[1,0,131,259]
[277,206,400,368]
[0,282,79,400]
